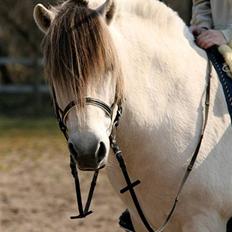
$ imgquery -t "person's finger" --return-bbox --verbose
[197,34,207,41]
[196,36,208,45]
[197,31,212,40]
[203,41,215,49]
[190,26,208,36]
[190,26,201,36]
[192,29,201,37]
[197,37,214,49]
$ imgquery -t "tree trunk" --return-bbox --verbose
[0,43,12,84]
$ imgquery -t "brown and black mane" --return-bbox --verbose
[43,0,123,106]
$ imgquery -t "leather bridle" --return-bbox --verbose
[53,94,115,139]
[51,59,211,232]
[52,87,122,218]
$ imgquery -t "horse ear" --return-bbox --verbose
[33,4,55,33]
[97,0,116,25]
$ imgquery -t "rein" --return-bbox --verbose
[51,61,212,231]
[110,62,212,232]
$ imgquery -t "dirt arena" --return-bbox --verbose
[0,120,125,232]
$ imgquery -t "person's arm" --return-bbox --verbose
[221,29,232,43]
[191,0,213,29]
[191,0,226,49]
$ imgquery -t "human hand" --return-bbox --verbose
[196,29,227,49]
[190,25,207,36]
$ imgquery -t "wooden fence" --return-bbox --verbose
[0,57,52,116]
[0,57,43,66]
[0,84,49,94]
[0,57,48,93]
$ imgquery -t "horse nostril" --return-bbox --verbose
[96,142,106,163]
[68,137,106,170]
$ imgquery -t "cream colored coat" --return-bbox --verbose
[34,0,232,231]
[191,0,232,41]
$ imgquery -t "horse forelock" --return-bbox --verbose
[42,0,123,107]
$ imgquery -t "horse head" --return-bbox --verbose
[33,0,123,171]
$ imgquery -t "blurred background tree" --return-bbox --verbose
[0,0,57,85]
[0,0,58,117]
[0,0,192,117]
[0,0,192,85]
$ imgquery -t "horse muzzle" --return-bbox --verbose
[68,131,108,171]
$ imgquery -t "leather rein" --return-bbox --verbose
[52,61,212,231]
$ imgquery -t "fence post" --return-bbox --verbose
[33,59,43,115]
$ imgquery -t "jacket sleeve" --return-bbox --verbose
[221,28,232,43]
[191,0,213,29]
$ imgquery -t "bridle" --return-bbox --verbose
[53,96,114,140]
[52,87,121,218]
[51,59,212,232]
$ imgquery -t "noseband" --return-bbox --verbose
[54,96,114,139]
[52,87,121,218]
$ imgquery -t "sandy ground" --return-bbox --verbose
[0,129,125,232]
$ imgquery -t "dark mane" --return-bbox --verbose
[43,0,123,106]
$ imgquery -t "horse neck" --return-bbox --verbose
[110,1,209,160]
